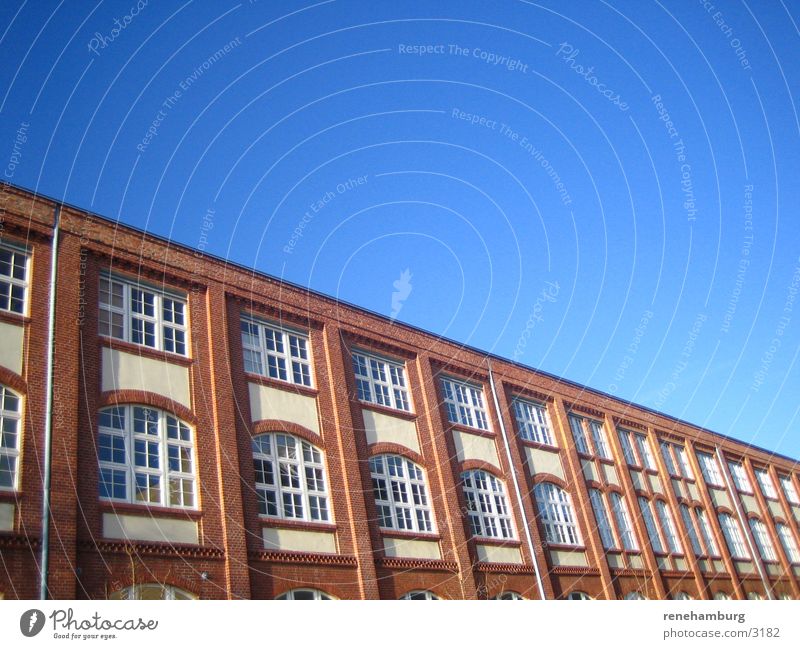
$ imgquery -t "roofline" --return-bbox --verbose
[3,180,797,465]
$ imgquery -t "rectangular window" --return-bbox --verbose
[676,446,693,479]
[634,434,656,470]
[99,275,188,355]
[777,524,800,563]
[718,513,750,559]
[680,504,703,557]
[638,497,664,554]
[617,429,636,465]
[754,469,777,499]
[780,475,800,505]
[440,377,489,430]
[749,518,777,562]
[240,317,313,387]
[568,414,609,458]
[728,461,753,493]
[589,489,616,550]
[660,441,677,476]
[697,452,723,487]
[655,500,682,554]
[695,507,719,556]
[0,244,29,315]
[351,351,411,412]
[568,415,590,455]
[610,492,638,551]
[512,398,554,446]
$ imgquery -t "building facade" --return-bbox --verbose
[1,181,799,601]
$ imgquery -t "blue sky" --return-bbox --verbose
[2,1,799,459]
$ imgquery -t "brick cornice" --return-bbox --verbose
[248,550,358,567]
[377,557,459,573]
[77,540,224,559]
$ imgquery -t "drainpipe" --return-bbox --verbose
[39,203,61,600]
[716,447,773,599]
[487,360,546,601]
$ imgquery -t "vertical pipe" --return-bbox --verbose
[39,203,60,600]
[487,360,546,600]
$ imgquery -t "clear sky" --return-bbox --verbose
[1,1,799,460]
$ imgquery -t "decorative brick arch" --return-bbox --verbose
[459,459,504,477]
[715,505,735,516]
[529,473,569,490]
[252,419,323,448]
[0,367,26,395]
[99,390,196,425]
[102,570,199,600]
[367,442,425,467]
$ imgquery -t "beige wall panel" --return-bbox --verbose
[523,447,565,480]
[248,382,320,434]
[0,502,14,531]
[102,347,191,409]
[476,544,522,564]
[452,430,499,469]
[549,549,588,567]
[0,321,23,375]
[382,537,440,560]
[262,527,336,554]
[103,513,198,544]
[362,409,420,453]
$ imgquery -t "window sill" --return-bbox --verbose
[473,536,521,548]
[359,401,416,421]
[245,372,318,397]
[0,310,30,326]
[0,489,22,502]
[448,423,495,438]
[99,337,193,367]
[598,458,616,467]
[519,439,559,452]
[544,543,586,551]
[99,500,202,520]
[259,517,336,533]
[380,529,440,542]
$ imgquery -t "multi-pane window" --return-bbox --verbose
[110,584,196,600]
[755,469,778,499]
[609,492,638,551]
[461,470,514,539]
[276,589,334,600]
[97,405,195,508]
[568,414,611,459]
[252,433,329,522]
[697,452,723,487]
[241,318,312,387]
[728,461,753,493]
[695,507,719,556]
[718,512,750,559]
[0,386,22,490]
[512,398,554,446]
[400,591,439,600]
[441,378,489,430]
[776,524,800,563]
[680,504,703,557]
[99,276,188,355]
[0,245,29,315]
[369,455,433,533]
[588,489,616,550]
[748,518,777,562]
[655,500,682,554]
[632,432,656,469]
[352,352,410,411]
[779,475,800,505]
[618,429,636,465]
[494,591,524,600]
[660,441,693,479]
[638,497,664,554]
[534,482,582,546]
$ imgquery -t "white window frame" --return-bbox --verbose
[697,452,723,487]
[461,470,515,539]
[624,592,646,600]
[755,469,778,500]
[0,243,29,316]
[534,482,582,546]
[241,316,313,387]
[728,461,753,494]
[634,433,657,470]
[695,507,719,556]
[400,590,439,600]
[655,499,683,554]
[369,454,433,533]
[252,433,330,523]
[110,584,197,600]
[567,414,611,459]
[440,377,489,431]
[776,523,800,563]
[718,512,750,559]
[748,518,777,562]
[99,274,189,356]
[512,397,554,446]
[680,504,704,557]
[276,588,335,600]
[660,441,677,475]
[780,475,800,505]
[588,488,617,550]
[97,405,196,509]
[660,441,693,479]
[0,385,22,491]
[351,350,411,412]
[618,429,636,465]
[638,497,664,554]
[494,591,525,600]
[609,492,639,551]
[566,591,591,600]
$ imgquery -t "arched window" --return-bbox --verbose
[98,405,195,508]
[718,512,750,559]
[276,588,335,600]
[252,433,330,522]
[369,454,433,533]
[494,591,525,600]
[714,592,731,600]
[534,483,581,545]
[0,386,22,491]
[776,523,800,563]
[672,591,692,600]
[110,584,196,600]
[566,591,591,600]
[747,591,764,600]
[400,590,439,600]
[461,470,514,539]
[624,592,646,600]
[748,518,777,562]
